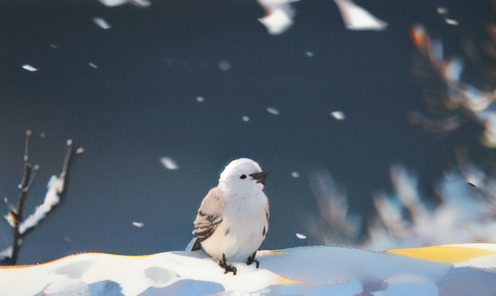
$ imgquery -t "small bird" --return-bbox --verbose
[190,158,270,275]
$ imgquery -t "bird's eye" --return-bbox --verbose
[240,174,247,179]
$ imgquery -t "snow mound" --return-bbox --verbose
[1,244,495,296]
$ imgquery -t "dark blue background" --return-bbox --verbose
[0,0,492,264]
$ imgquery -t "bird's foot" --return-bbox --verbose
[219,253,237,275]
[246,252,260,269]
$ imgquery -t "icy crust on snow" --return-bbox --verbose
[2,245,495,296]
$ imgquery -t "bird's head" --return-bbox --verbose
[219,158,270,189]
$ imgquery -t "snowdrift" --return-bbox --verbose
[1,243,495,296]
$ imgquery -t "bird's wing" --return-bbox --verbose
[264,201,270,237]
[265,201,270,220]
[191,187,226,250]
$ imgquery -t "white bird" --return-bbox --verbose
[189,158,270,275]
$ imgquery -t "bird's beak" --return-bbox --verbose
[249,171,270,185]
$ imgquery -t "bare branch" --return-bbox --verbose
[1,132,75,265]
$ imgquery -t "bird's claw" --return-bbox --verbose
[219,253,237,275]
[246,252,260,268]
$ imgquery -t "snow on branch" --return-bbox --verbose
[18,175,65,234]
[307,168,361,245]
[1,132,75,265]
[366,164,496,250]
[308,162,496,251]
[409,23,496,148]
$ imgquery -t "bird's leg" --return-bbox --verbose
[219,253,237,275]
[246,251,259,268]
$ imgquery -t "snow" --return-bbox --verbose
[309,168,361,242]
[18,175,65,234]
[366,167,496,250]
[99,0,150,7]
[22,64,38,72]
[257,0,387,34]
[445,18,459,25]
[0,246,13,259]
[334,0,388,31]
[266,107,280,115]
[445,58,463,82]
[160,157,179,170]
[93,17,112,29]
[218,60,231,71]
[295,233,306,239]
[43,278,90,295]
[308,157,496,251]
[132,222,144,228]
[130,0,151,7]
[409,24,496,148]
[258,8,294,35]
[330,111,345,120]
[99,0,128,6]
[437,7,448,15]
[410,23,496,148]
[257,0,297,35]
[1,244,494,296]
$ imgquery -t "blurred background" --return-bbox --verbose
[1,0,495,265]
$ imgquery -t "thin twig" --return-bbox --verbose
[60,139,73,180]
[7,131,37,265]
